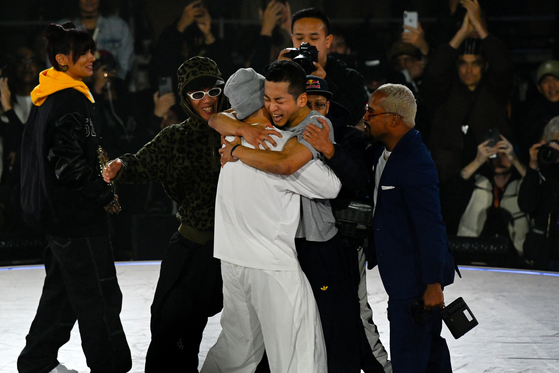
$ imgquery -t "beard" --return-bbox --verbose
[493,168,512,176]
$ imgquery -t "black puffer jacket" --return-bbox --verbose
[20,88,114,235]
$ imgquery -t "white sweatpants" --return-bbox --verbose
[201,261,327,373]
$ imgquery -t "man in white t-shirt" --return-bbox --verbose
[201,67,341,373]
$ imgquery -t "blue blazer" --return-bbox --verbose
[367,130,456,300]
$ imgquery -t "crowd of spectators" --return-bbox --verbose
[1,0,558,270]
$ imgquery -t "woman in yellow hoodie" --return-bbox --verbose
[18,22,132,373]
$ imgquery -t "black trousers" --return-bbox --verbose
[144,231,223,373]
[388,298,452,373]
[296,233,384,373]
[18,234,131,373]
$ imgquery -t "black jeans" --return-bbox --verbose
[144,232,223,373]
[18,234,132,373]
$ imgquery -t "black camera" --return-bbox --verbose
[283,42,319,75]
[537,140,559,166]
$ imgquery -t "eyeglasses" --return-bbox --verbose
[307,102,328,111]
[364,104,402,118]
[186,87,222,100]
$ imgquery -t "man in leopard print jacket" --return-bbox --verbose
[103,56,228,372]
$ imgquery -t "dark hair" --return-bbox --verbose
[69,0,115,18]
[291,8,331,36]
[458,38,483,57]
[45,22,96,70]
[265,60,306,100]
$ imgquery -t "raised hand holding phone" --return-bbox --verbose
[158,76,173,96]
[403,11,418,32]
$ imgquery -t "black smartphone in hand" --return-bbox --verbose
[158,77,173,96]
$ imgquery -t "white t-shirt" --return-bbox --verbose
[373,149,391,215]
[214,128,342,271]
[15,95,32,123]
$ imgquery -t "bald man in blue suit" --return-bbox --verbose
[364,83,458,373]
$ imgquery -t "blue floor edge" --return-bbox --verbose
[2,262,559,276]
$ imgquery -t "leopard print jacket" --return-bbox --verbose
[115,56,228,231]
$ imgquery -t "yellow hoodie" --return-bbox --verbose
[30,67,95,106]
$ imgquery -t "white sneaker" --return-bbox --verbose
[49,363,78,373]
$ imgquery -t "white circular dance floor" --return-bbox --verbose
[1,262,558,372]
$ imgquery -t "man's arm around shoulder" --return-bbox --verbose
[228,136,313,175]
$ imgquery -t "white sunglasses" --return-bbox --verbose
[186,87,222,100]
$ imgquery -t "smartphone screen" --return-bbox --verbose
[484,128,500,158]
[159,77,173,96]
[403,11,418,32]
[484,128,500,147]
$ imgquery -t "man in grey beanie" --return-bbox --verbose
[223,67,265,120]
[201,66,341,372]
[209,61,387,373]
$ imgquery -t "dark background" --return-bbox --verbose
[0,0,557,264]
[1,0,557,66]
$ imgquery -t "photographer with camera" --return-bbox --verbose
[277,8,368,126]
[513,60,559,163]
[445,130,529,267]
[518,118,559,271]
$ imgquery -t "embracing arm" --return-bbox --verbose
[222,136,313,175]
[209,110,280,149]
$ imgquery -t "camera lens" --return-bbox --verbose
[290,43,319,75]
[293,55,314,75]
[538,144,559,166]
